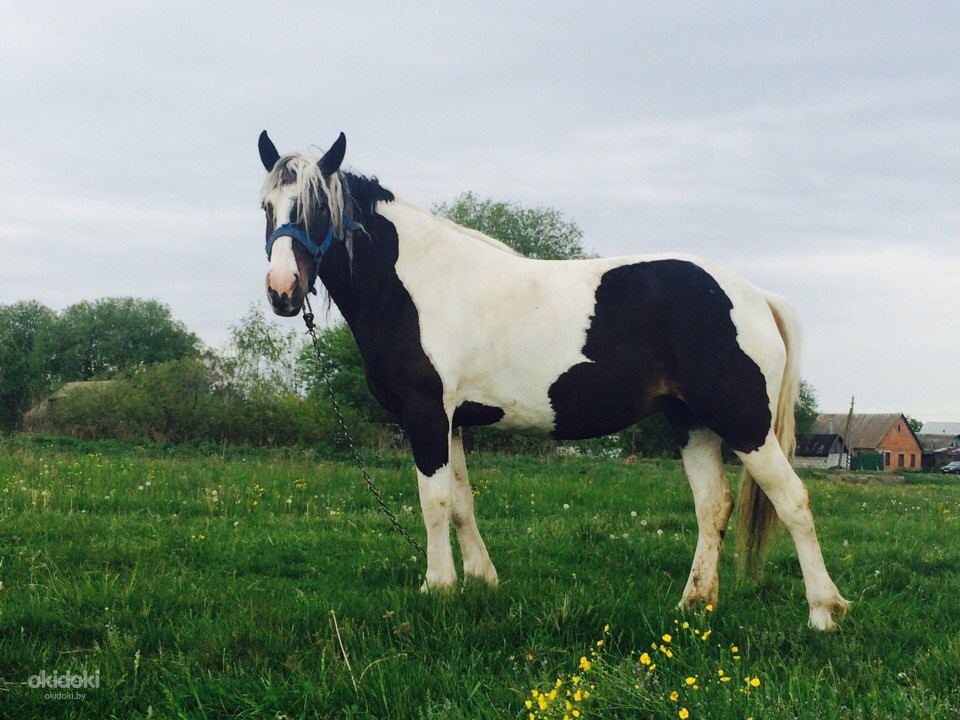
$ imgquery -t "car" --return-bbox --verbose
[941,461,960,475]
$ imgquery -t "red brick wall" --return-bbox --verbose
[878,418,923,472]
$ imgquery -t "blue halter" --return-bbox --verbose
[265,216,358,266]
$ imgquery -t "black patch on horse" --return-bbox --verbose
[318,176,448,476]
[548,260,771,453]
[453,401,505,429]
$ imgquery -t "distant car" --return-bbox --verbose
[942,461,960,475]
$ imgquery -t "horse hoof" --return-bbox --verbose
[809,596,851,631]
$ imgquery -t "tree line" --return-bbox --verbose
[1,193,818,456]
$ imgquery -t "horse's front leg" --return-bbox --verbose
[449,430,497,585]
[405,404,457,591]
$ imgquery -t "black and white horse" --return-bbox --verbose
[257,131,849,630]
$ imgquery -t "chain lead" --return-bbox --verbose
[303,297,426,557]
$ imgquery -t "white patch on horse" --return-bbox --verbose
[381,199,620,432]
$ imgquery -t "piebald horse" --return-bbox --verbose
[257,131,849,630]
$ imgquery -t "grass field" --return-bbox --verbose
[1,438,959,719]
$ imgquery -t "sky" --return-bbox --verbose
[1,2,958,420]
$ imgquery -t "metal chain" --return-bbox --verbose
[302,297,426,557]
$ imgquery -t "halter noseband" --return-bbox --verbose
[265,216,358,267]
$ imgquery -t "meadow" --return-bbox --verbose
[0,437,958,719]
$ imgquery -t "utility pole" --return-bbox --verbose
[842,395,855,469]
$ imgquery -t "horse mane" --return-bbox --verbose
[261,154,516,261]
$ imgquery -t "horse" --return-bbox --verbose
[256,130,850,631]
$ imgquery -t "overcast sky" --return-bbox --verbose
[2,2,958,420]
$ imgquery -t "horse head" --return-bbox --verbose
[258,130,347,316]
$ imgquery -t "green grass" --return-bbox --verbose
[0,440,958,719]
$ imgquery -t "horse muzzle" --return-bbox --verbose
[266,273,303,317]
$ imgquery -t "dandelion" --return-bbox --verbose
[657,529,664,536]
[138,485,144,491]
[563,503,570,510]
[631,511,637,517]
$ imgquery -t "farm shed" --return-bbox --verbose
[795,433,849,469]
[812,413,924,472]
[917,424,960,467]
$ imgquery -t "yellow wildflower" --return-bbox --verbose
[573,712,580,718]
[525,700,532,709]
[597,640,604,647]
[669,690,679,702]
[682,621,689,629]
[706,604,713,612]
[662,633,672,643]
[604,624,610,632]
[685,677,696,686]
[679,709,690,719]
[572,675,580,684]
[750,677,761,687]
[701,630,712,641]
[573,690,582,702]
[731,645,739,653]
[639,652,651,665]
[579,656,592,672]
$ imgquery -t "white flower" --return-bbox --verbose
[138,485,144,491]
[640,519,648,526]
[145,481,152,487]
[630,511,637,517]
[563,503,570,510]
[233,521,240,527]
[286,497,293,504]
[656,529,664,537]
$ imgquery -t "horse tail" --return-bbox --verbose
[737,292,800,579]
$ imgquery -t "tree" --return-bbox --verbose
[224,304,305,396]
[795,380,819,435]
[904,416,923,435]
[51,298,199,381]
[433,191,590,260]
[0,301,58,432]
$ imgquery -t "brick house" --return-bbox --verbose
[812,413,924,472]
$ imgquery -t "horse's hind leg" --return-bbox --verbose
[678,428,733,608]
[449,431,498,585]
[736,437,849,630]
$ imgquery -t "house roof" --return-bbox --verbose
[917,433,960,452]
[812,413,918,451]
[919,422,960,436]
[796,433,848,457]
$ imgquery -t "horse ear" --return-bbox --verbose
[259,130,280,171]
[319,132,346,177]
